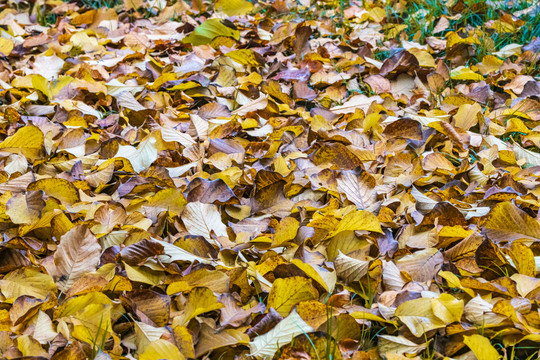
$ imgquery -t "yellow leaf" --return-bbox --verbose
[350,311,396,324]
[182,19,240,46]
[297,301,333,329]
[0,37,13,56]
[484,201,540,243]
[225,49,261,66]
[178,287,223,325]
[489,20,514,33]
[506,118,530,135]
[438,271,475,297]
[145,188,187,215]
[477,55,503,75]
[463,334,500,360]
[446,32,480,48]
[508,242,536,277]
[0,126,44,160]
[17,334,47,357]
[443,94,476,106]
[0,267,56,300]
[54,291,113,318]
[273,216,300,246]
[173,325,195,358]
[50,76,74,99]
[28,178,80,206]
[0,310,10,331]
[385,24,407,39]
[453,102,482,130]
[331,210,383,236]
[69,31,102,52]
[139,339,185,360]
[31,75,51,99]
[431,293,463,323]
[450,66,484,81]
[291,259,337,293]
[438,225,474,238]
[124,263,162,286]
[166,81,201,92]
[167,269,229,295]
[6,192,43,225]
[102,275,132,293]
[368,6,387,22]
[408,48,435,68]
[18,208,60,237]
[267,277,319,316]
[210,35,238,49]
[215,0,254,16]
[71,303,112,344]
[395,297,446,337]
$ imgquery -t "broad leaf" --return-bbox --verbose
[54,225,102,292]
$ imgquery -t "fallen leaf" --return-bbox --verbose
[54,225,102,292]
[463,334,500,360]
[249,309,313,358]
[267,277,319,316]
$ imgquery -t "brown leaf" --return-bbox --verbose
[54,225,101,292]
[483,202,540,243]
[379,50,419,76]
[122,289,171,327]
[382,118,422,140]
[185,177,237,204]
[311,143,363,170]
[119,239,165,266]
[247,308,283,339]
[294,26,312,60]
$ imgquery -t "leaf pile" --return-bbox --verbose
[0,0,539,359]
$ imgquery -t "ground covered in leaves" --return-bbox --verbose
[0,0,540,359]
